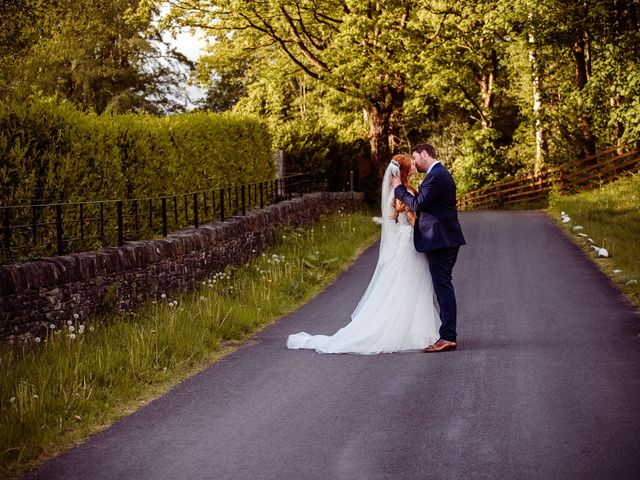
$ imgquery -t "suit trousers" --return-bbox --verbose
[426,247,460,342]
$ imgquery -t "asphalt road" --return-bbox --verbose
[26,211,640,480]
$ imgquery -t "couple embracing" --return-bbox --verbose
[287,143,466,354]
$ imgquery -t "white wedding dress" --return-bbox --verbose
[286,162,441,354]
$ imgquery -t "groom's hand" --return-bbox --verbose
[391,175,401,189]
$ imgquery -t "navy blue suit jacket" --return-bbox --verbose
[394,163,466,252]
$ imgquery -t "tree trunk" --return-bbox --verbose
[366,80,406,181]
[479,47,497,129]
[367,103,394,181]
[528,21,548,174]
[573,37,596,156]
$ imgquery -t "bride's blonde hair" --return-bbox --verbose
[391,154,417,224]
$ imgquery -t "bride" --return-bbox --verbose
[287,154,441,354]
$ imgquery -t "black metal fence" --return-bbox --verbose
[1,173,330,264]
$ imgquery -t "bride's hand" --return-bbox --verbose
[391,175,401,189]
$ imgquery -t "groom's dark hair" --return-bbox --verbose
[412,143,438,159]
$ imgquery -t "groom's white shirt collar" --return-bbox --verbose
[427,161,441,175]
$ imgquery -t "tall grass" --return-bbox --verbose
[0,211,379,478]
[548,171,640,308]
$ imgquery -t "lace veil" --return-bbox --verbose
[378,160,401,266]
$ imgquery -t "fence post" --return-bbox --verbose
[99,202,105,239]
[193,192,199,228]
[3,208,11,255]
[56,204,64,255]
[79,203,84,240]
[260,182,264,208]
[241,185,246,216]
[117,200,124,246]
[162,197,168,237]
[220,188,225,221]
[133,200,139,235]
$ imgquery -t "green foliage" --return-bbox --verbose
[273,121,368,191]
[0,211,379,478]
[0,95,274,207]
[452,127,523,193]
[0,0,190,114]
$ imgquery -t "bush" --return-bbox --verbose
[273,120,368,192]
[0,94,274,207]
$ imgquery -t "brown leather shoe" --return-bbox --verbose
[422,339,457,353]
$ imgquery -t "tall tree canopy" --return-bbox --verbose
[0,0,192,114]
[153,0,462,178]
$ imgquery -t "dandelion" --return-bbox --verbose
[69,325,75,332]
[200,296,206,301]
[50,324,56,329]
[70,334,76,340]
[89,326,94,332]
[78,325,85,334]
[161,293,167,299]
[35,337,41,343]
[73,313,79,319]
[67,320,73,326]
[33,394,39,399]
[9,397,15,403]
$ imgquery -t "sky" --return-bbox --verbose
[159,7,209,110]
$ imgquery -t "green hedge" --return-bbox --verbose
[0,95,274,206]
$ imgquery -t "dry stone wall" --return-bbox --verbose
[0,192,365,342]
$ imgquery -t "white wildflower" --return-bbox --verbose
[73,313,79,319]
[9,397,15,403]
[572,225,584,231]
[613,269,622,274]
[33,394,39,399]
[577,233,588,238]
[78,325,85,334]
[591,246,609,257]
[161,293,167,299]
[69,325,75,332]
[35,337,41,343]
[50,324,56,329]
[89,326,95,332]
[70,334,76,339]
[67,320,73,326]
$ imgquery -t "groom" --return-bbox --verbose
[391,143,466,353]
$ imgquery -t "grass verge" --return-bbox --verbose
[0,210,380,478]
[548,172,640,309]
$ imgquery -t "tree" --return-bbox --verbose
[149,0,460,179]
[0,0,192,114]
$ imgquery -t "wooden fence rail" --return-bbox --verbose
[458,146,640,211]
